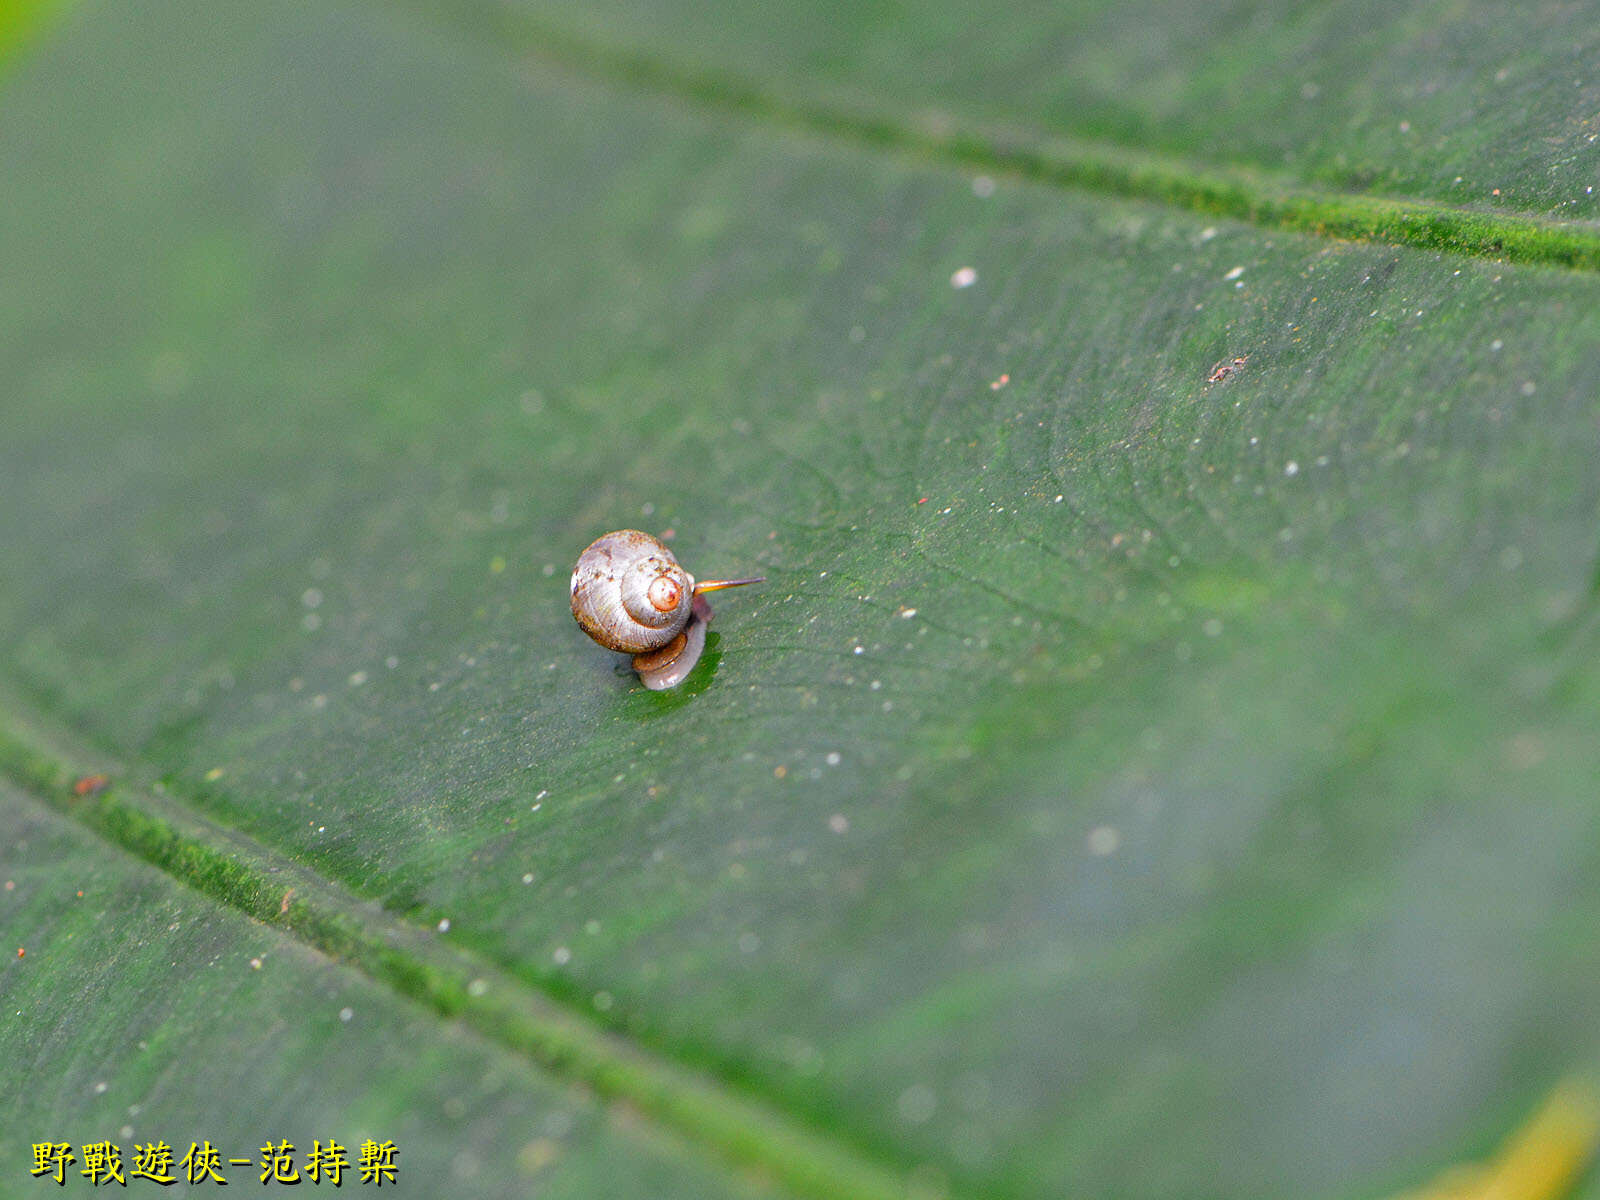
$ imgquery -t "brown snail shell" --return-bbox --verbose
[570,530,762,689]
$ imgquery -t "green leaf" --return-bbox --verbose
[474,0,1600,220]
[3,1,1599,1198]
[0,774,772,1196]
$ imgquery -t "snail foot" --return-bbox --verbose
[632,598,713,690]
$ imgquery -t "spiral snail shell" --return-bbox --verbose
[570,530,762,689]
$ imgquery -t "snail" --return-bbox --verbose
[570,530,763,690]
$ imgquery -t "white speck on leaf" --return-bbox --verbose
[897,1084,938,1124]
[1086,825,1121,856]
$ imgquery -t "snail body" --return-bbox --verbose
[570,530,762,689]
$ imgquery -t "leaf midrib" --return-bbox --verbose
[0,681,924,1200]
[395,0,1600,272]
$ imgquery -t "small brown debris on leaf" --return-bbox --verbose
[1207,355,1249,383]
[280,888,295,915]
[73,774,110,797]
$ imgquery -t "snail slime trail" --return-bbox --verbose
[570,530,764,690]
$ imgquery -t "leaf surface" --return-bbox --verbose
[3,1,1599,1197]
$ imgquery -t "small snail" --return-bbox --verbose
[570,530,763,689]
